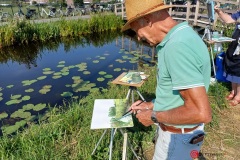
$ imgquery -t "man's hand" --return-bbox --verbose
[130,100,154,126]
[135,109,154,126]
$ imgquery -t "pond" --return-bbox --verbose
[0,32,156,135]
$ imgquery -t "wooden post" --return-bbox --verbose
[186,1,191,22]
[122,3,124,19]
[193,0,200,26]
[122,133,128,160]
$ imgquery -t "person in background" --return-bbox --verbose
[122,0,212,159]
[215,6,240,106]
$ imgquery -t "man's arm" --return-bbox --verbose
[214,6,236,24]
[131,86,212,126]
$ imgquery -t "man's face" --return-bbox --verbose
[130,17,158,46]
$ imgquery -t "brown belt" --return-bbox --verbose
[159,123,199,134]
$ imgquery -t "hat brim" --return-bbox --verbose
[122,5,173,32]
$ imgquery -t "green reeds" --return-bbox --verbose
[0,13,123,48]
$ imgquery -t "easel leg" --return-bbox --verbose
[126,88,132,100]
[127,86,146,104]
[109,128,116,160]
[210,45,216,79]
[91,129,108,155]
[131,88,135,104]
[135,89,146,101]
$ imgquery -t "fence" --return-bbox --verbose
[114,0,239,29]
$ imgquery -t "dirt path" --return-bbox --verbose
[200,105,240,160]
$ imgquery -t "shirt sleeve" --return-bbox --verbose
[164,41,205,90]
[231,11,240,21]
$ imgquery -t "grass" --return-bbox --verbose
[0,65,233,159]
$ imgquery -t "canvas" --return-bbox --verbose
[90,99,134,129]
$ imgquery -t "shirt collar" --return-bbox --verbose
[156,22,188,50]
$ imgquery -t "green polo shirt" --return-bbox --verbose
[154,22,211,128]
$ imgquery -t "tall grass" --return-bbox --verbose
[0,13,123,48]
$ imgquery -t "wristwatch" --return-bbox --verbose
[151,111,158,123]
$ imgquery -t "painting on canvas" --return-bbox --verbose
[90,99,134,129]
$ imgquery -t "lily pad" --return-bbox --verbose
[22,80,37,86]
[0,97,3,101]
[43,71,54,75]
[114,68,121,72]
[37,76,47,80]
[25,88,34,93]
[11,110,31,119]
[68,65,75,69]
[99,71,107,75]
[39,88,51,94]
[59,61,65,64]
[57,64,65,68]
[83,71,91,75]
[104,74,113,78]
[97,77,105,82]
[6,99,22,105]
[61,92,73,97]
[72,76,81,80]
[53,72,62,76]
[33,103,47,111]
[0,112,8,120]
[22,96,30,101]
[43,68,51,71]
[129,60,137,63]
[11,94,21,99]
[52,75,62,79]
[65,84,71,87]
[6,85,14,88]
[0,92,2,96]
[23,104,35,111]
[93,60,99,63]
[61,71,69,76]
[99,57,106,60]
[1,120,27,135]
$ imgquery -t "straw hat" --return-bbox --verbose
[122,0,172,31]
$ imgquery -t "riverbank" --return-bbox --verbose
[0,65,236,159]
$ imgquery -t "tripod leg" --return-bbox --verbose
[131,88,135,104]
[126,88,132,100]
[91,129,108,155]
[210,45,216,78]
[135,89,146,102]
[109,128,117,160]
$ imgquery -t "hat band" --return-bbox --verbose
[128,3,164,21]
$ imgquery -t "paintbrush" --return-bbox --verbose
[120,101,145,118]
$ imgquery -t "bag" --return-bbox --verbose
[215,52,229,82]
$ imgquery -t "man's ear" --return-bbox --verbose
[143,16,152,27]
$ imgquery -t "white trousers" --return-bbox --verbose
[153,124,205,160]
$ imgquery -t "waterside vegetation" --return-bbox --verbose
[0,13,123,48]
